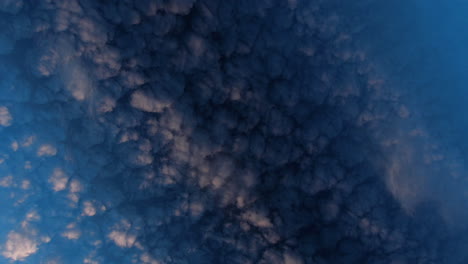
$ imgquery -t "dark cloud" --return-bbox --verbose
[0,0,466,263]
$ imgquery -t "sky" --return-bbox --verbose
[0,0,467,263]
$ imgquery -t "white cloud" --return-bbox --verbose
[26,210,40,222]
[33,46,60,77]
[62,229,81,240]
[68,180,83,204]
[21,180,30,189]
[82,201,96,216]
[49,168,68,192]
[84,257,100,264]
[283,250,304,264]
[63,63,93,101]
[130,90,171,113]
[119,131,139,143]
[77,17,107,44]
[37,144,57,157]
[241,211,273,228]
[108,231,137,248]
[2,232,38,261]
[140,253,160,264]
[0,176,13,187]
[21,136,35,147]
[97,96,116,113]
[11,141,18,151]
[120,71,146,88]
[69,179,83,193]
[0,106,12,126]
[190,201,204,217]
[132,153,153,166]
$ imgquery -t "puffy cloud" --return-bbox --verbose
[140,253,161,264]
[77,17,108,44]
[242,210,273,229]
[30,45,60,77]
[49,168,68,192]
[93,95,117,114]
[130,89,171,113]
[37,144,57,157]
[62,229,81,240]
[108,231,137,248]
[0,175,13,187]
[69,179,82,193]
[82,201,97,216]
[60,222,82,241]
[0,0,464,263]
[0,106,12,126]
[2,232,38,261]
[62,63,93,101]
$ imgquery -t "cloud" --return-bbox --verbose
[2,232,38,261]
[0,175,13,187]
[77,17,109,44]
[63,62,93,101]
[0,106,12,126]
[0,0,465,263]
[62,229,81,240]
[82,201,97,216]
[130,89,171,113]
[140,253,161,264]
[242,210,273,228]
[108,231,137,248]
[30,44,60,77]
[37,144,57,157]
[49,168,68,192]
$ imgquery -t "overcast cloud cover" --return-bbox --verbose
[0,0,467,263]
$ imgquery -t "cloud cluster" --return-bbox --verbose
[2,232,38,261]
[0,0,466,263]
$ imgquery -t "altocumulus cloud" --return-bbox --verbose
[0,0,466,263]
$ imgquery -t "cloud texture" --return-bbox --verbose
[0,0,466,263]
